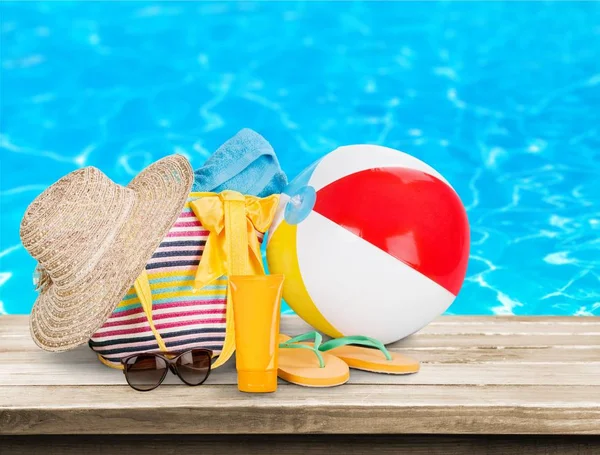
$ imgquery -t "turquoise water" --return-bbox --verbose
[1,1,599,316]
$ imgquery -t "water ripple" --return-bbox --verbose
[1,1,599,315]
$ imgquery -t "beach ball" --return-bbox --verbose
[267,144,469,344]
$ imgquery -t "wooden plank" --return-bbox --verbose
[4,344,600,365]
[1,384,599,435]
[2,434,600,455]
[425,316,600,327]
[398,347,600,364]
[9,333,596,351]
[392,335,600,348]
[1,351,599,386]
[3,316,600,352]
[5,334,600,352]
[4,315,600,337]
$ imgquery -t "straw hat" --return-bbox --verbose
[20,155,194,352]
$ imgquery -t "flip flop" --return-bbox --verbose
[278,332,350,387]
[318,335,420,375]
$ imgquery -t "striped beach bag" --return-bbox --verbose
[90,190,279,369]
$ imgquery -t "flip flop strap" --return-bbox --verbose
[319,335,393,361]
[279,331,325,368]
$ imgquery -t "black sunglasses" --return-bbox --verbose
[121,349,213,392]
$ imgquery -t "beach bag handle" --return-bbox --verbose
[133,191,279,369]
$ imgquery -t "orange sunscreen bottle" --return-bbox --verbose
[229,274,284,393]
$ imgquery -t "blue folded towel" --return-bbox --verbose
[192,129,287,197]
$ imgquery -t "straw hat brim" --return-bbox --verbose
[29,155,193,352]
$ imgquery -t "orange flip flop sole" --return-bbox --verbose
[278,334,350,387]
[325,345,420,375]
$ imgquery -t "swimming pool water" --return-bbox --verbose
[1,1,599,316]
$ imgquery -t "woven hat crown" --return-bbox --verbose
[20,167,136,291]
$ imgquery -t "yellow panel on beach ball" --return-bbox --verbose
[266,216,343,338]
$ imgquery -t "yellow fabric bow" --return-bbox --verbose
[189,190,279,369]
[189,190,279,290]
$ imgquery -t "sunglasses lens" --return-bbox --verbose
[175,350,211,385]
[125,354,168,391]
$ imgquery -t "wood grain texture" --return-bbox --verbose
[2,435,600,455]
[2,384,600,435]
[1,315,599,436]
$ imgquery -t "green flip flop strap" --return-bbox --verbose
[319,335,393,361]
[279,331,325,368]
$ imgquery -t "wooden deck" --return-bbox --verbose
[1,315,599,454]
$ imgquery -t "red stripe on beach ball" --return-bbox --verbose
[312,167,470,295]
